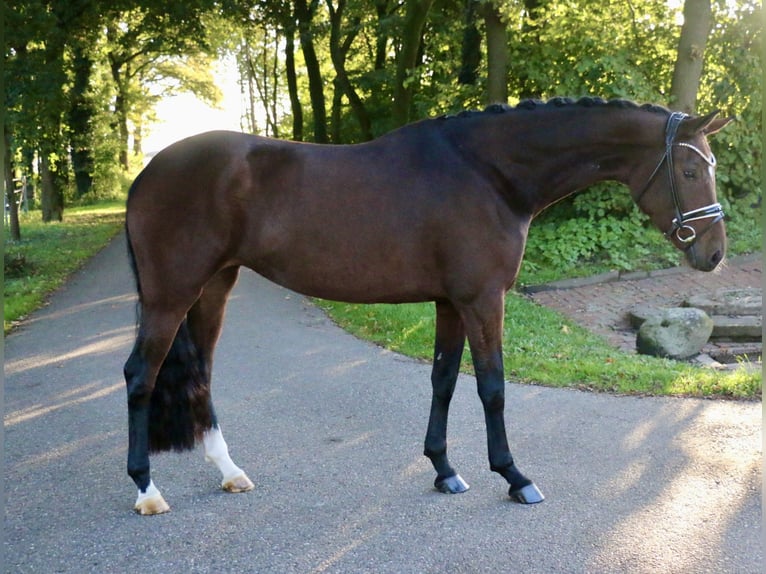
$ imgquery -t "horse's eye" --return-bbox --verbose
[683,170,696,180]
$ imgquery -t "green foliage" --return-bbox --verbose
[520,183,679,284]
[699,2,762,256]
[5,0,221,223]
[508,0,676,102]
[506,0,762,282]
[6,0,760,276]
[239,0,760,279]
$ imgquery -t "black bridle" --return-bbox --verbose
[635,111,724,248]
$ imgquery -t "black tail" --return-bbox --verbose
[147,319,213,453]
[125,174,213,454]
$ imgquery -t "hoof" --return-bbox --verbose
[134,493,170,515]
[222,473,255,493]
[435,473,470,494]
[509,482,544,504]
[134,481,170,515]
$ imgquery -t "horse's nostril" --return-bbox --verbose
[710,249,723,267]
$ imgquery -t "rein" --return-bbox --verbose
[635,111,723,248]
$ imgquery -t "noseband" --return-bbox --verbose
[635,111,723,248]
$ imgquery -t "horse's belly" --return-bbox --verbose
[253,250,441,304]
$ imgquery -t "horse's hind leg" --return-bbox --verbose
[202,423,254,493]
[124,305,189,515]
[187,266,254,494]
[424,301,470,494]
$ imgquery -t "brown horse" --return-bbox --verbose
[124,97,731,514]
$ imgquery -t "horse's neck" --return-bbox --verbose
[453,109,663,216]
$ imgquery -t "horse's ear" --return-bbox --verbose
[681,110,734,137]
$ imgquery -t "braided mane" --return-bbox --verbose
[442,97,670,120]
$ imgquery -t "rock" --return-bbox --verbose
[628,303,668,329]
[685,287,762,316]
[636,307,714,360]
[710,315,762,340]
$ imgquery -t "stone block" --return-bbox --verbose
[685,287,762,316]
[710,315,762,340]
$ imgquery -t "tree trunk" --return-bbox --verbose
[283,19,304,141]
[68,45,95,198]
[266,29,281,138]
[481,1,508,103]
[331,78,344,143]
[244,31,281,137]
[40,151,65,223]
[516,0,544,99]
[295,0,328,143]
[110,58,130,170]
[4,126,21,241]
[670,0,712,114]
[133,123,143,156]
[392,0,434,127]
[459,0,481,85]
[373,0,393,70]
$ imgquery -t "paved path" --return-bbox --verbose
[4,234,762,573]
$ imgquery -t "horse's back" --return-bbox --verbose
[127,127,525,304]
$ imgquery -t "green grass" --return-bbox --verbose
[4,202,126,333]
[319,295,761,400]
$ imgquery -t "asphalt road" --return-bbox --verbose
[4,233,762,574]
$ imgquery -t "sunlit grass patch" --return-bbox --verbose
[4,202,125,333]
[319,293,761,400]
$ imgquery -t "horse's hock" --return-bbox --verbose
[631,287,762,367]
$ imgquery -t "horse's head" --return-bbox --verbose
[632,110,733,272]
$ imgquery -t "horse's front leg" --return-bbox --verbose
[461,293,544,504]
[424,301,470,494]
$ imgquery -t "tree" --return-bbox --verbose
[670,0,712,113]
[4,126,22,241]
[68,43,97,198]
[238,1,305,140]
[514,0,545,99]
[240,27,282,137]
[327,0,372,141]
[458,0,481,86]
[392,0,434,126]
[295,0,328,142]
[29,0,71,222]
[105,3,215,170]
[5,0,222,225]
[481,1,508,103]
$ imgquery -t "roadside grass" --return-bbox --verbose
[4,202,126,333]
[319,295,761,400]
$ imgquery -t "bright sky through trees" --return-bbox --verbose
[143,58,244,154]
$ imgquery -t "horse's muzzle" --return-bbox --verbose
[686,240,726,272]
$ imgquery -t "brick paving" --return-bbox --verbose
[524,253,762,359]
